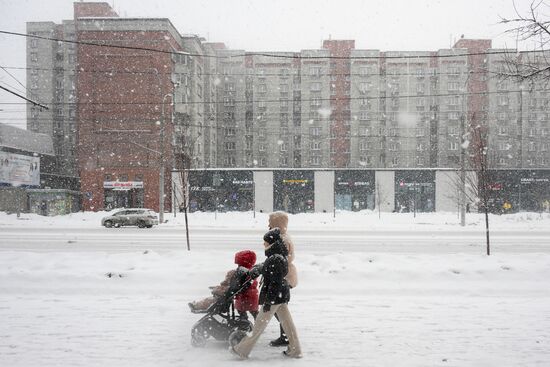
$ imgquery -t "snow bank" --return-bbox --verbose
[2,210,550,231]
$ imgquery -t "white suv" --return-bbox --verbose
[101,209,159,228]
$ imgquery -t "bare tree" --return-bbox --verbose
[499,1,550,83]
[173,113,201,251]
[468,125,492,256]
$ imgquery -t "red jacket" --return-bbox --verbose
[234,250,259,312]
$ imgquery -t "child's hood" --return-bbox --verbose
[235,250,256,269]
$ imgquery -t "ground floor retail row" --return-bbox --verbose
[171,169,550,214]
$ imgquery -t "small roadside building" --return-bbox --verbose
[0,123,79,215]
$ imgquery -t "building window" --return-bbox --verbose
[310,141,321,150]
[310,67,321,77]
[498,126,507,135]
[311,156,321,165]
[224,127,236,136]
[224,156,236,166]
[224,142,236,151]
[310,82,321,92]
[448,95,460,106]
[391,157,399,166]
[448,67,460,76]
[280,142,287,152]
[30,52,38,62]
[259,143,266,152]
[528,142,536,152]
[310,98,321,107]
[449,141,458,150]
[448,112,459,120]
[359,82,370,93]
[310,127,321,136]
[447,82,459,91]
[498,95,508,106]
[389,142,399,151]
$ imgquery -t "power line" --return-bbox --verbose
[2,29,543,60]
[2,88,546,107]
[1,64,500,79]
[0,65,27,92]
[0,85,48,109]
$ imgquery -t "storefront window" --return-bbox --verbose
[395,170,435,213]
[335,170,375,211]
[273,170,314,213]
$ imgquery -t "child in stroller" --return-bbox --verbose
[190,250,259,347]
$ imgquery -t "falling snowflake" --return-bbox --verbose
[318,108,332,118]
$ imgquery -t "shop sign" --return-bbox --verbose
[283,179,309,184]
[232,180,254,185]
[521,177,550,184]
[399,181,432,188]
[488,183,502,190]
[104,181,144,190]
[190,186,215,192]
[338,181,370,186]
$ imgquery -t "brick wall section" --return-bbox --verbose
[74,2,119,18]
[453,39,492,168]
[323,40,355,167]
[76,30,176,211]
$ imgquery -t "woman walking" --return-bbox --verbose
[267,211,297,346]
[230,228,302,359]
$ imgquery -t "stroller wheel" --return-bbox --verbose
[228,330,247,348]
[191,326,207,348]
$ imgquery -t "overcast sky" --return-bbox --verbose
[0,0,536,128]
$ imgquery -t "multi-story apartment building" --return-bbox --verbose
[26,3,549,212]
[26,19,79,186]
[27,2,217,211]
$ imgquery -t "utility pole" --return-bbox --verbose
[460,112,466,226]
[159,93,173,224]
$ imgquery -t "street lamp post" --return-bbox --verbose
[159,93,173,224]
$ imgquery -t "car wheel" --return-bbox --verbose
[137,221,146,228]
[104,220,113,228]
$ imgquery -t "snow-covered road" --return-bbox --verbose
[1,211,550,366]
[2,227,550,253]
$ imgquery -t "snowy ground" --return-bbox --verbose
[1,210,550,366]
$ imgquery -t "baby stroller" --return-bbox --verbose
[191,277,254,347]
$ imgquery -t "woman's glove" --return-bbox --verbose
[249,264,263,279]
